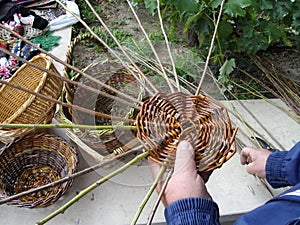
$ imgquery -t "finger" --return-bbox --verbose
[174,140,196,174]
[148,157,161,179]
[240,147,252,165]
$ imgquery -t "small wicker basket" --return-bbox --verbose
[0,133,78,208]
[0,54,63,144]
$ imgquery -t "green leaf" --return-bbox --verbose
[224,0,252,17]
[217,20,233,41]
[184,11,201,33]
[211,0,222,9]
[144,0,157,15]
[172,0,199,14]
[260,0,273,10]
[219,58,236,76]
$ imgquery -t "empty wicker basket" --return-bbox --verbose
[0,54,63,144]
[0,133,78,208]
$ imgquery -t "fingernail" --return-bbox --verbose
[177,140,193,157]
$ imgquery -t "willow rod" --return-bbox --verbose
[126,0,175,93]
[54,0,158,96]
[130,164,166,225]
[0,147,141,205]
[195,0,226,95]
[156,0,180,91]
[0,79,135,124]
[0,123,137,130]
[36,151,150,225]
[147,168,173,225]
[0,24,142,106]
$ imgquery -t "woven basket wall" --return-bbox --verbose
[0,25,49,41]
[0,54,63,144]
[55,34,143,162]
[0,133,78,208]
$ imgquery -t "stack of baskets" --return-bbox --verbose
[0,54,79,207]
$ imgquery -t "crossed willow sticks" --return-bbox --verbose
[0,0,227,224]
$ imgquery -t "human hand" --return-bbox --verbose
[148,140,211,207]
[240,146,272,178]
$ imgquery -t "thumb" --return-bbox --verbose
[174,140,196,174]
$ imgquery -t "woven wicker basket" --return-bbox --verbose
[0,25,49,41]
[0,54,63,144]
[55,34,143,162]
[136,92,238,172]
[0,133,78,208]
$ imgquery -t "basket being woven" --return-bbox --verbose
[136,92,238,172]
[0,133,78,208]
[0,54,63,144]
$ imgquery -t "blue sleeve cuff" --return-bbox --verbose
[266,150,289,188]
[165,198,220,225]
[266,142,300,188]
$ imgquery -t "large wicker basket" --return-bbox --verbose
[0,133,78,208]
[56,34,143,162]
[0,54,63,144]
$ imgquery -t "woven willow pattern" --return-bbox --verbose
[0,54,63,144]
[0,133,78,208]
[0,25,49,40]
[136,92,238,172]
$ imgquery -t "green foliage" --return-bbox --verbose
[218,58,235,91]
[132,0,300,56]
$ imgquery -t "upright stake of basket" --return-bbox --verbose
[135,92,238,172]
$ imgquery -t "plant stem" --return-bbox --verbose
[195,0,226,95]
[0,123,137,130]
[36,151,149,225]
[130,164,166,225]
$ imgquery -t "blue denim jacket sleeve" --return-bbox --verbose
[234,142,300,225]
[164,198,220,225]
[266,141,300,188]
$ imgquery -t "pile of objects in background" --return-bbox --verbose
[0,0,79,80]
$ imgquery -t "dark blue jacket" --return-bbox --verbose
[164,142,300,225]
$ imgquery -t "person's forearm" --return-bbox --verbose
[266,142,300,188]
[165,198,220,225]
